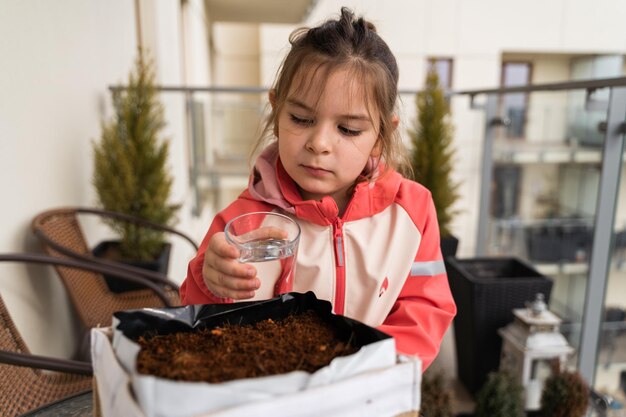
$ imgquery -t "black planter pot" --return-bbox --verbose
[441,234,459,257]
[92,240,171,293]
[445,257,553,396]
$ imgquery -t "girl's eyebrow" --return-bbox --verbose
[286,98,372,122]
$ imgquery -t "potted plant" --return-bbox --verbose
[420,368,453,417]
[92,51,180,291]
[92,292,419,416]
[446,257,553,395]
[539,362,589,417]
[408,70,460,257]
[474,370,525,417]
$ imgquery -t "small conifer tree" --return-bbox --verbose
[540,362,589,417]
[420,368,453,417]
[474,370,525,417]
[409,70,460,238]
[93,52,180,261]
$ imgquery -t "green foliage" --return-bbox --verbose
[408,71,460,237]
[474,370,525,417]
[93,52,180,261]
[540,363,589,417]
[420,368,453,417]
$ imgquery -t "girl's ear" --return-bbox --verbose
[372,115,400,157]
[371,140,382,157]
[391,114,400,130]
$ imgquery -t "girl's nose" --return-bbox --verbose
[305,124,332,154]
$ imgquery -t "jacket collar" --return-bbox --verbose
[246,143,403,225]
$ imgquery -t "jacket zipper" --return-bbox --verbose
[332,218,346,315]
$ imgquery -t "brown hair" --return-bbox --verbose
[253,7,411,180]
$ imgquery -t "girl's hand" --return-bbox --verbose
[201,232,259,299]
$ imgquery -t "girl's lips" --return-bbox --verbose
[302,165,331,177]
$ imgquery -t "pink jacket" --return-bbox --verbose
[181,145,456,369]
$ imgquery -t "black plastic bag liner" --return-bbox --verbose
[113,291,392,349]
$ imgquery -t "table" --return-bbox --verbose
[20,391,93,417]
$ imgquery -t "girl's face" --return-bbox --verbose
[272,67,382,213]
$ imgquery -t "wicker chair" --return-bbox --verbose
[31,207,197,360]
[0,253,106,416]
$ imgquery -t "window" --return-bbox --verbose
[501,62,532,139]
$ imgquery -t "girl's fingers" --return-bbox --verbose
[209,232,240,259]
[215,273,260,291]
[202,258,259,299]
[209,251,256,278]
[209,274,260,299]
[203,231,262,299]
[212,285,257,300]
[204,238,256,279]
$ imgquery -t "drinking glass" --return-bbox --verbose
[224,212,300,300]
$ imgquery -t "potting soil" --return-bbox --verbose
[135,310,359,383]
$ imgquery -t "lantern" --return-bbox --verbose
[498,294,574,410]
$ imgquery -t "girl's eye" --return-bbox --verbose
[339,126,361,136]
[289,114,313,126]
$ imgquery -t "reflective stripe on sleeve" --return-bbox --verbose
[410,260,447,277]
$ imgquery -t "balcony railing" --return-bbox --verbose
[457,76,626,388]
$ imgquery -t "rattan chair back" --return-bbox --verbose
[0,254,94,416]
[31,208,182,330]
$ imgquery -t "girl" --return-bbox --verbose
[181,7,456,369]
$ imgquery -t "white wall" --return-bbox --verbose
[137,0,212,283]
[176,0,216,271]
[0,0,212,358]
[212,22,264,161]
[0,0,138,358]
[181,0,212,86]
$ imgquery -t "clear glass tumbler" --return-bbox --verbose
[224,211,301,300]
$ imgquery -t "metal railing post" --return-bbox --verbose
[185,90,202,216]
[475,94,500,256]
[578,86,626,384]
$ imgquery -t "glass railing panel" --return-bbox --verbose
[486,86,610,369]
[174,88,269,214]
[207,92,267,162]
